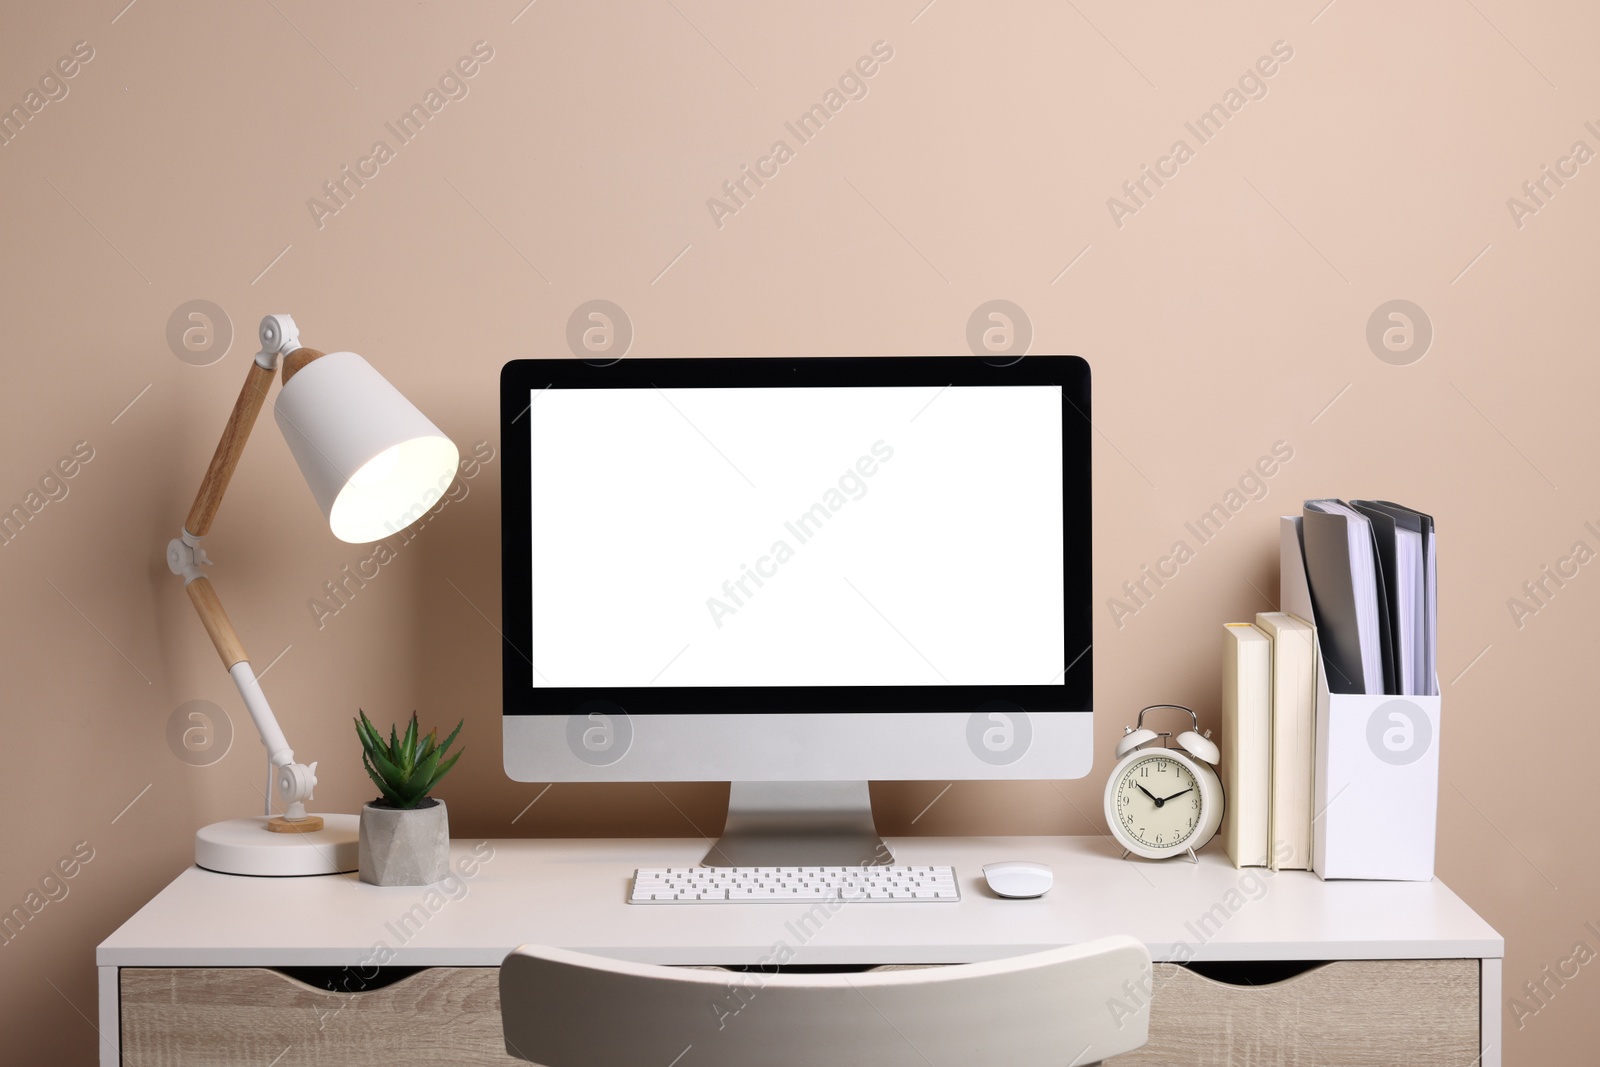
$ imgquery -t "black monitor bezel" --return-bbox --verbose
[500,355,1091,716]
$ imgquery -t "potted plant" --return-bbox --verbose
[354,710,464,886]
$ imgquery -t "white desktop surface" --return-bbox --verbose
[98,836,1502,968]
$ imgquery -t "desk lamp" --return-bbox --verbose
[166,314,459,876]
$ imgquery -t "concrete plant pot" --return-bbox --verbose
[359,798,449,886]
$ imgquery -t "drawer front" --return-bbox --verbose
[1111,958,1479,1066]
[121,967,519,1066]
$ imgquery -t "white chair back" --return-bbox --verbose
[500,935,1151,1066]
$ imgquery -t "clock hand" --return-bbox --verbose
[1136,784,1160,804]
[1158,788,1193,803]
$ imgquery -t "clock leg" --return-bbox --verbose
[1185,846,1198,864]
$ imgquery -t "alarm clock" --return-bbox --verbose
[1104,704,1224,862]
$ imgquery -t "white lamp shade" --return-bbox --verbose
[274,352,460,543]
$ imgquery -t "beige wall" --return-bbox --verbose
[2,1,1596,1062]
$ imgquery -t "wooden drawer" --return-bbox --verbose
[121,967,516,1066]
[1112,959,1480,1066]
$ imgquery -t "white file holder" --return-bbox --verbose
[1280,516,1440,881]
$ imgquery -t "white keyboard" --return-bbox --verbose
[629,865,960,904]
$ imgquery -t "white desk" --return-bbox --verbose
[98,836,1503,1065]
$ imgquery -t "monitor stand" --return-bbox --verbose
[702,781,892,868]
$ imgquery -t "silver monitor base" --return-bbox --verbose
[703,781,892,868]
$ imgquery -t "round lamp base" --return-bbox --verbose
[195,814,359,876]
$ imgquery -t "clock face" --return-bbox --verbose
[1112,754,1203,852]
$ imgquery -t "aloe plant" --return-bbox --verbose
[354,710,464,809]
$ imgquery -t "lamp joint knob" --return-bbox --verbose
[256,314,301,368]
[166,538,213,582]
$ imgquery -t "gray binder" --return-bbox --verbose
[1301,500,1394,695]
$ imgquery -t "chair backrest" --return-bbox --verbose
[500,935,1152,1067]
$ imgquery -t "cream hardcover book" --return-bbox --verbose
[1256,611,1317,871]
[1221,622,1271,868]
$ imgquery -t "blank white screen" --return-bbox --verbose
[528,386,1064,688]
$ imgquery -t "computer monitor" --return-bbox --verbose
[501,356,1091,865]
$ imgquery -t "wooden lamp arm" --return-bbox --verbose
[183,342,325,541]
[184,360,277,540]
[184,575,248,672]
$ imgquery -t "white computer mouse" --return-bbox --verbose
[981,861,1053,899]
